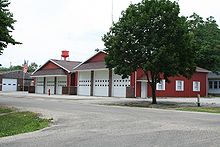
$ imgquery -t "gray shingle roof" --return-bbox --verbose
[0,70,32,79]
[32,59,81,77]
[208,72,220,79]
[196,67,210,73]
[51,59,81,72]
[31,69,66,77]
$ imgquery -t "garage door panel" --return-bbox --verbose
[94,70,109,96]
[78,72,91,96]
[2,79,17,92]
[46,77,55,95]
[36,77,44,94]
[112,72,130,97]
[56,76,67,95]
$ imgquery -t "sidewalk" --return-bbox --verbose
[1,92,220,106]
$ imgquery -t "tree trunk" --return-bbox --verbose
[144,70,157,104]
[151,82,157,104]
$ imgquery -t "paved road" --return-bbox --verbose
[0,94,220,147]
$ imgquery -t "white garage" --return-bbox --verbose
[78,71,91,96]
[46,77,55,95]
[112,73,130,97]
[56,76,67,95]
[35,77,44,94]
[2,78,17,92]
[93,70,109,96]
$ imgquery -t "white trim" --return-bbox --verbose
[31,75,67,78]
[50,59,71,73]
[32,60,50,75]
[75,68,108,72]
[193,81,200,92]
[137,80,147,82]
[32,59,72,75]
[156,80,165,91]
[176,80,184,91]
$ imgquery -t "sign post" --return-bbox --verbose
[197,94,201,107]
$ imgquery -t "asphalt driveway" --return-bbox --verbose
[0,92,220,147]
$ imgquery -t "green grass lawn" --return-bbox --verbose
[0,106,51,137]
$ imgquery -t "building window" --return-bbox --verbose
[176,80,184,91]
[193,81,200,92]
[209,81,213,89]
[214,81,218,89]
[156,80,165,90]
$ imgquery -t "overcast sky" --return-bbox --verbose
[1,0,220,67]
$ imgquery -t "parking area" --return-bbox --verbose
[1,92,220,147]
[1,91,220,106]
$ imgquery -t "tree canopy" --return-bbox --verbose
[188,13,220,72]
[103,0,196,104]
[0,0,21,55]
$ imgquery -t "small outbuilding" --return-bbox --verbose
[0,70,33,92]
[208,72,220,95]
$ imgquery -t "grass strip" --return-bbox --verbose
[176,107,220,114]
[104,101,220,114]
[0,107,51,137]
[0,106,13,114]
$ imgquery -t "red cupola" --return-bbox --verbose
[61,50,69,61]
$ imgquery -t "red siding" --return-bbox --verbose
[74,72,78,87]
[67,73,71,87]
[136,82,141,97]
[136,68,145,79]
[130,72,135,88]
[147,72,207,97]
[85,52,106,63]
[42,62,59,69]
[134,67,208,97]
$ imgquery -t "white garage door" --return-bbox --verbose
[78,71,91,96]
[35,77,44,94]
[56,76,67,95]
[112,72,130,97]
[46,77,55,95]
[2,79,17,91]
[94,70,109,96]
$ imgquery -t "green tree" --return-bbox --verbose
[9,65,22,70]
[103,0,195,104]
[28,62,39,72]
[0,0,21,55]
[188,13,220,72]
[0,62,39,72]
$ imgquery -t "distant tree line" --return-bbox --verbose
[0,62,39,73]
